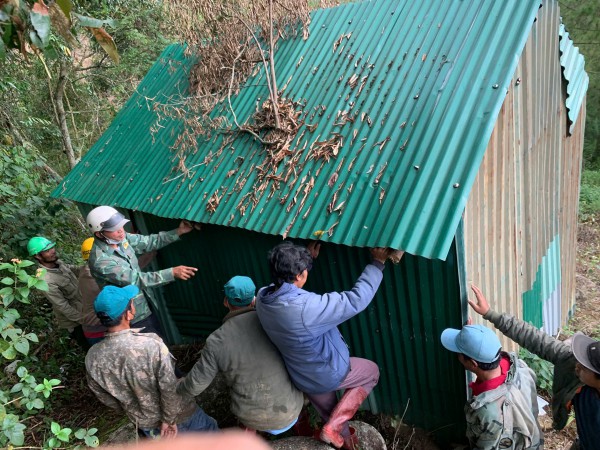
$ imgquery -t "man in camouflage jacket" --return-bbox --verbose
[86,285,217,437]
[28,236,88,350]
[87,206,198,335]
[442,324,542,449]
[469,285,600,450]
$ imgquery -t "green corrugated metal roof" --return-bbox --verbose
[559,23,589,133]
[52,0,542,260]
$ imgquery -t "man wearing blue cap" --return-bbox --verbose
[441,323,542,449]
[177,276,303,433]
[469,284,600,450]
[85,285,217,438]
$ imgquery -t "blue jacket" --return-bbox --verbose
[256,262,384,394]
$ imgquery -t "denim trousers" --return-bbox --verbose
[141,407,219,438]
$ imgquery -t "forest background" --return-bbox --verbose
[0,0,598,448]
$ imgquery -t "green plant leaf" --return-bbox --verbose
[24,333,38,342]
[48,379,61,386]
[30,1,51,48]
[85,435,100,447]
[17,287,30,299]
[2,344,17,360]
[17,260,34,268]
[34,279,48,291]
[14,337,29,355]
[10,382,23,394]
[72,13,116,28]
[50,421,60,435]
[32,398,44,409]
[0,287,13,295]
[16,366,28,378]
[0,263,13,270]
[2,293,14,306]
[1,277,14,285]
[57,427,72,442]
[74,428,86,439]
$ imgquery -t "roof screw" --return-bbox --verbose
[414,165,420,170]
[96,173,100,176]
[348,19,352,24]
[516,78,521,85]
[112,174,115,178]
[129,178,133,182]
[414,94,419,99]
[492,84,499,89]
[453,183,460,188]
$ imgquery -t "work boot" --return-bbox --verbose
[320,387,368,448]
[342,426,359,450]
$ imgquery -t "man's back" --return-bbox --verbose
[85,329,195,429]
[466,353,542,450]
[178,309,303,431]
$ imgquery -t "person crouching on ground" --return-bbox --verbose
[85,285,218,438]
[441,323,542,449]
[256,241,398,449]
[177,276,304,434]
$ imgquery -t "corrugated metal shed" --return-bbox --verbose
[52,0,542,260]
[134,213,467,438]
[559,23,589,134]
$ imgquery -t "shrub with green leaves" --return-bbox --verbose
[519,348,554,394]
[0,259,99,448]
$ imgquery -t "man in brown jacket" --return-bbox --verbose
[27,236,88,350]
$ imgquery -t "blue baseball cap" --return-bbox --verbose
[440,325,502,363]
[94,285,139,320]
[224,276,256,307]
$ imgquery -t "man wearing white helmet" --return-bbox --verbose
[86,206,198,337]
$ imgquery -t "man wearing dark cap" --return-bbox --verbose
[177,276,303,434]
[469,284,600,450]
[441,324,541,449]
[85,285,217,438]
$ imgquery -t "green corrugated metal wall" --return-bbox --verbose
[138,213,466,440]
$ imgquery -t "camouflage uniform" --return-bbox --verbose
[85,329,198,429]
[88,231,179,324]
[39,260,82,331]
[78,265,106,339]
[177,308,304,431]
[465,352,542,450]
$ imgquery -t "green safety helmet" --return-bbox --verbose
[27,237,56,256]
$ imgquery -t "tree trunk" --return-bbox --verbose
[55,60,78,169]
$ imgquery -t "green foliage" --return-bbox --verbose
[0,259,99,448]
[561,0,600,170]
[579,169,600,218]
[519,348,554,394]
[0,145,86,261]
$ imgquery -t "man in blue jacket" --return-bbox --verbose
[256,241,398,449]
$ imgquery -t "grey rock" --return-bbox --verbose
[270,421,386,450]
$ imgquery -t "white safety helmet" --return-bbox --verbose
[86,206,130,233]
